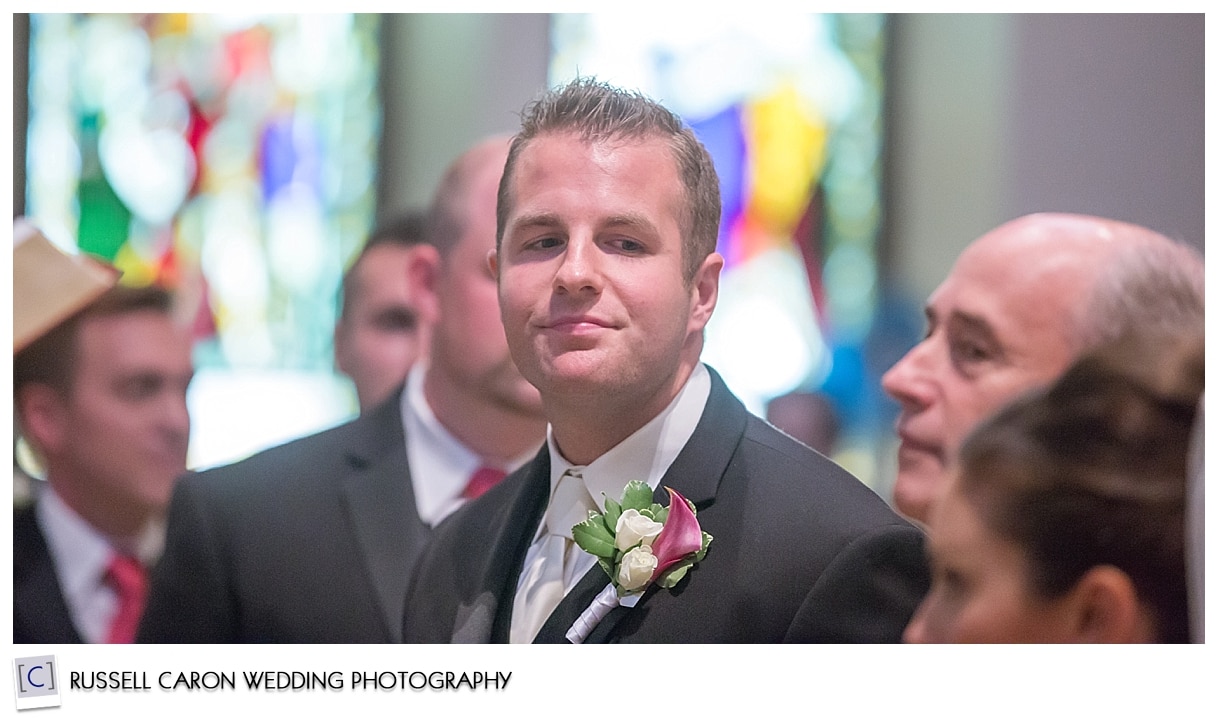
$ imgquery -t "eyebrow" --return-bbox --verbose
[372,306,417,322]
[945,310,1000,345]
[114,367,196,387]
[924,303,998,338]
[601,212,657,233]
[507,211,658,236]
[507,212,563,235]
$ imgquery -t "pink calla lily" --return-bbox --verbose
[650,487,704,575]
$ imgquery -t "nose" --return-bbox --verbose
[553,235,603,295]
[881,339,936,412]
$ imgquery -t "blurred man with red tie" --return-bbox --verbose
[14,282,194,643]
[138,135,546,642]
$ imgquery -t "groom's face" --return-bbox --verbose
[494,132,720,409]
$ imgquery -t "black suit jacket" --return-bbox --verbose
[13,502,84,643]
[138,387,427,643]
[403,368,930,643]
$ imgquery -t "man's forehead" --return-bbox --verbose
[353,245,416,285]
[927,258,1084,343]
[926,249,1097,380]
[79,312,188,355]
[948,227,1101,303]
[962,214,1124,274]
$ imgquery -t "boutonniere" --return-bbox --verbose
[564,481,712,642]
[573,480,712,595]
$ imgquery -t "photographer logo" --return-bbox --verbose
[13,655,61,710]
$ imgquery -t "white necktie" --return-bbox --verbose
[511,469,595,643]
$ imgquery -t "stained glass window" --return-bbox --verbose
[24,13,381,468]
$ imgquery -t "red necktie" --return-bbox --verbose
[461,466,507,500]
[105,554,147,644]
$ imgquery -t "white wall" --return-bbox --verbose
[886,13,1015,301]
[1009,14,1203,248]
[885,13,1204,302]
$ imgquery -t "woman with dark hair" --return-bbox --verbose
[904,330,1203,643]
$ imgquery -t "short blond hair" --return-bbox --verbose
[497,77,721,284]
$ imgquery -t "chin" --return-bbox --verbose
[537,353,614,386]
[892,469,944,525]
[539,371,617,401]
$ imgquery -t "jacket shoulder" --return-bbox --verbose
[184,402,404,497]
[742,415,910,528]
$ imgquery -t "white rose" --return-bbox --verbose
[618,545,658,591]
[615,509,664,551]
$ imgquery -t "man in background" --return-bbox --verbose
[882,212,1204,525]
[334,212,433,413]
[15,284,194,643]
[138,135,547,643]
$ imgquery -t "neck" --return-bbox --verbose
[423,369,546,466]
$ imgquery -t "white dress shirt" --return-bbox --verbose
[403,363,539,526]
[510,363,711,642]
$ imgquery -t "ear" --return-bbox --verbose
[688,251,723,334]
[407,244,442,325]
[1064,565,1155,643]
[15,384,67,461]
[487,247,500,280]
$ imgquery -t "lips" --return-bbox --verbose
[895,423,943,461]
[542,315,613,333]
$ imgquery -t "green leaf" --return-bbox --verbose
[597,557,616,580]
[657,561,692,589]
[651,504,669,524]
[617,584,638,598]
[694,531,713,561]
[603,496,622,531]
[620,481,653,512]
[571,517,616,558]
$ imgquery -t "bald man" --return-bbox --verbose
[882,213,1203,525]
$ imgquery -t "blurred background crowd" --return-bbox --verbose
[9,13,1204,647]
[12,14,1202,488]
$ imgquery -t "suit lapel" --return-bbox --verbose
[651,366,748,508]
[338,391,425,640]
[532,560,610,643]
[534,367,749,643]
[449,448,551,643]
[13,504,83,643]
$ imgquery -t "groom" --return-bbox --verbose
[403,78,929,643]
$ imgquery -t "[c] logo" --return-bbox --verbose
[13,655,61,710]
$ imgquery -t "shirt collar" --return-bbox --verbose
[546,363,711,513]
[36,486,116,602]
